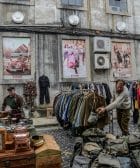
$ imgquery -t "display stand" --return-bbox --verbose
[0,130,62,168]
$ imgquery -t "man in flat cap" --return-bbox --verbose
[96,79,131,136]
[2,87,23,122]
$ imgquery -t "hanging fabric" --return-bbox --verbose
[53,82,111,131]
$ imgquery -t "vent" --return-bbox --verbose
[94,37,111,52]
[94,53,110,69]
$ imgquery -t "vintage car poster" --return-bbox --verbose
[111,42,132,78]
[3,37,31,79]
[62,39,87,78]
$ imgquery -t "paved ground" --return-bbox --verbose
[32,116,58,127]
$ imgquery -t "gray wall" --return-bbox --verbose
[0,0,140,106]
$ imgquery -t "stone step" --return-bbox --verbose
[32,117,59,128]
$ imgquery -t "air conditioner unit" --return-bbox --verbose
[94,37,111,52]
[94,53,110,69]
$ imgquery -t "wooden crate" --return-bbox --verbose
[35,134,62,168]
[0,149,35,168]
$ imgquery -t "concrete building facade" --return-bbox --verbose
[0,0,139,105]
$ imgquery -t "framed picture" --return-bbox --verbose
[111,41,132,78]
[3,37,31,80]
[62,39,87,78]
[0,128,6,152]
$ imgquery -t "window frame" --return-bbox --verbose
[106,0,131,16]
[0,0,34,6]
[57,0,87,11]
[61,0,83,7]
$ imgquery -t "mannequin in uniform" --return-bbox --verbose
[39,75,50,104]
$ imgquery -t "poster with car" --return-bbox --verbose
[62,39,87,78]
[3,37,31,79]
[111,42,132,78]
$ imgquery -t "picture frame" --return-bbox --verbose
[3,37,32,80]
[111,40,132,78]
[62,39,87,78]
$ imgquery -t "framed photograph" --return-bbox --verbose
[111,41,132,78]
[0,128,6,152]
[62,39,87,78]
[3,37,31,80]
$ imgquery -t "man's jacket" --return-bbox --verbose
[105,86,131,111]
[2,94,23,111]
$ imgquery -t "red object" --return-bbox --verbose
[0,149,35,168]
[137,86,140,108]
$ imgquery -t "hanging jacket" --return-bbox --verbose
[39,75,50,88]
[2,94,23,111]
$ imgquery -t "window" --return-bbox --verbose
[109,0,128,13]
[0,0,31,5]
[58,0,87,10]
[61,0,83,7]
[106,0,131,16]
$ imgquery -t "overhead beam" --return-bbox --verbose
[0,25,139,40]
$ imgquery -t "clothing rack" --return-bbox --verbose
[59,82,112,101]
[110,79,137,83]
[60,89,93,94]
[59,81,109,85]
[54,83,114,135]
[59,81,110,91]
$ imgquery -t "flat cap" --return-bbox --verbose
[7,87,15,91]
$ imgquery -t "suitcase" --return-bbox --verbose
[35,134,62,168]
[0,149,35,168]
